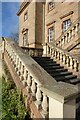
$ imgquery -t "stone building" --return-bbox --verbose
[1,1,80,119]
[17,1,80,56]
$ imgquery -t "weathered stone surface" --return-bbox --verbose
[4,38,79,103]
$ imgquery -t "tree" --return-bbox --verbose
[2,76,28,120]
[10,31,19,43]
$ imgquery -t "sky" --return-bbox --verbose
[0,2,19,37]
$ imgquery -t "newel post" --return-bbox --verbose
[49,97,76,119]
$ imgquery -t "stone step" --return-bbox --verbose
[33,57,50,60]
[69,78,80,85]
[36,60,56,64]
[33,56,79,86]
[50,71,72,77]
[39,62,60,67]
[46,68,68,73]
[54,75,77,81]
[44,65,64,69]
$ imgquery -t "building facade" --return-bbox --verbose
[17,1,80,56]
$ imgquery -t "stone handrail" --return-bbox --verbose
[55,17,80,48]
[2,37,79,118]
[46,42,80,73]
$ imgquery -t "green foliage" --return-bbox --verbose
[2,76,27,120]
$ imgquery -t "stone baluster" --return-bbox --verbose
[31,80,36,101]
[59,52,60,60]
[67,33,69,43]
[13,55,16,68]
[17,61,20,75]
[60,39,63,47]
[69,57,73,69]
[67,56,70,67]
[60,53,63,62]
[55,50,58,59]
[46,45,49,55]
[75,23,78,33]
[36,85,42,110]
[70,30,72,40]
[19,64,24,81]
[58,41,60,47]
[61,38,64,47]
[15,58,19,72]
[74,60,78,72]
[14,57,18,71]
[68,31,71,42]
[51,48,55,58]
[35,49,38,56]
[62,36,64,45]
[27,73,32,93]
[42,94,48,118]
[65,34,68,44]
[63,54,66,64]
[11,55,14,64]
[22,67,27,86]
[50,47,52,55]
[72,27,75,38]
[57,51,60,60]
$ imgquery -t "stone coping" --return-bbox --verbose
[3,37,80,103]
[47,42,80,63]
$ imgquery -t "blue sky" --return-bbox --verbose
[0,2,19,37]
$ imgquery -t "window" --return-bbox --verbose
[23,30,28,47]
[48,26,54,43]
[62,19,71,32]
[48,1,55,11]
[24,12,28,21]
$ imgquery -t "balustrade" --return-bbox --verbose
[46,43,80,73]
[2,37,79,119]
[55,18,80,48]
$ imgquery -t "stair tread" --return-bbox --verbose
[44,66,64,69]
[39,63,60,66]
[38,60,56,63]
[33,56,79,85]
[50,71,72,76]
[47,68,68,72]
[53,75,77,81]
[69,79,80,83]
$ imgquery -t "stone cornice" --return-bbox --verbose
[17,2,30,16]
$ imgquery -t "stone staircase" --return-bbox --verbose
[32,56,80,85]
[32,56,80,119]
[1,37,80,119]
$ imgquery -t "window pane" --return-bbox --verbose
[48,1,55,11]
[63,19,71,32]
[24,12,28,21]
[23,31,28,47]
[48,27,54,42]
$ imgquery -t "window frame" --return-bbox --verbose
[48,25,54,43]
[24,11,28,21]
[23,30,28,47]
[62,19,71,32]
[48,1,55,12]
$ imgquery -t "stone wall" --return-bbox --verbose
[45,2,79,43]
